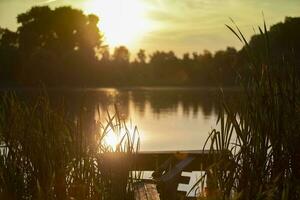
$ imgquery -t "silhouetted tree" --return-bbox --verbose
[183,53,191,61]
[149,51,185,85]
[0,28,19,85]
[237,17,300,82]
[113,46,130,63]
[16,6,102,85]
[250,17,300,60]
[0,11,300,87]
[137,49,146,63]
[213,47,238,85]
[99,46,111,62]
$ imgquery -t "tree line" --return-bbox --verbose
[0,6,299,87]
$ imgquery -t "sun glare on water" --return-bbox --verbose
[83,0,154,48]
[104,131,119,150]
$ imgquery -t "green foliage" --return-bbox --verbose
[195,20,300,199]
[0,92,140,200]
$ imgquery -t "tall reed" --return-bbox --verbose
[195,21,300,199]
[0,92,140,200]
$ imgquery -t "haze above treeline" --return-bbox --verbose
[0,6,299,87]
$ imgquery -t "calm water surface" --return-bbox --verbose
[40,87,239,151]
[8,87,240,195]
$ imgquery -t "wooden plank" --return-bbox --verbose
[179,175,191,185]
[134,181,160,200]
[159,156,194,182]
[102,150,227,171]
[136,150,211,154]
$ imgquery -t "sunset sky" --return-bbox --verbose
[1,0,299,56]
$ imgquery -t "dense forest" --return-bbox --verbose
[0,6,299,87]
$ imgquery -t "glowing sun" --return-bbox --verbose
[83,0,154,48]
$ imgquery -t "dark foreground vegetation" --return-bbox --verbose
[0,6,300,87]
[0,94,140,199]
[195,23,300,199]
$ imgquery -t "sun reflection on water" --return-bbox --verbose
[104,130,119,150]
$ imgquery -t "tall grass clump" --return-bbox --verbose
[196,21,300,199]
[0,92,140,200]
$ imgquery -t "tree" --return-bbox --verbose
[183,53,191,61]
[17,6,101,58]
[148,51,181,85]
[99,46,110,62]
[149,51,178,64]
[137,49,146,63]
[0,28,19,84]
[15,6,102,85]
[113,46,130,63]
[236,17,300,82]
[213,47,238,85]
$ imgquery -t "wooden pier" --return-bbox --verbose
[134,180,160,200]
[103,150,222,170]
[102,150,229,200]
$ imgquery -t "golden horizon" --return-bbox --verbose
[83,0,157,49]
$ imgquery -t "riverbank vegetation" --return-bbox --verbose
[196,21,300,199]
[0,6,299,87]
[0,93,140,199]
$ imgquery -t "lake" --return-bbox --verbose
[22,87,239,151]
[3,87,241,195]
